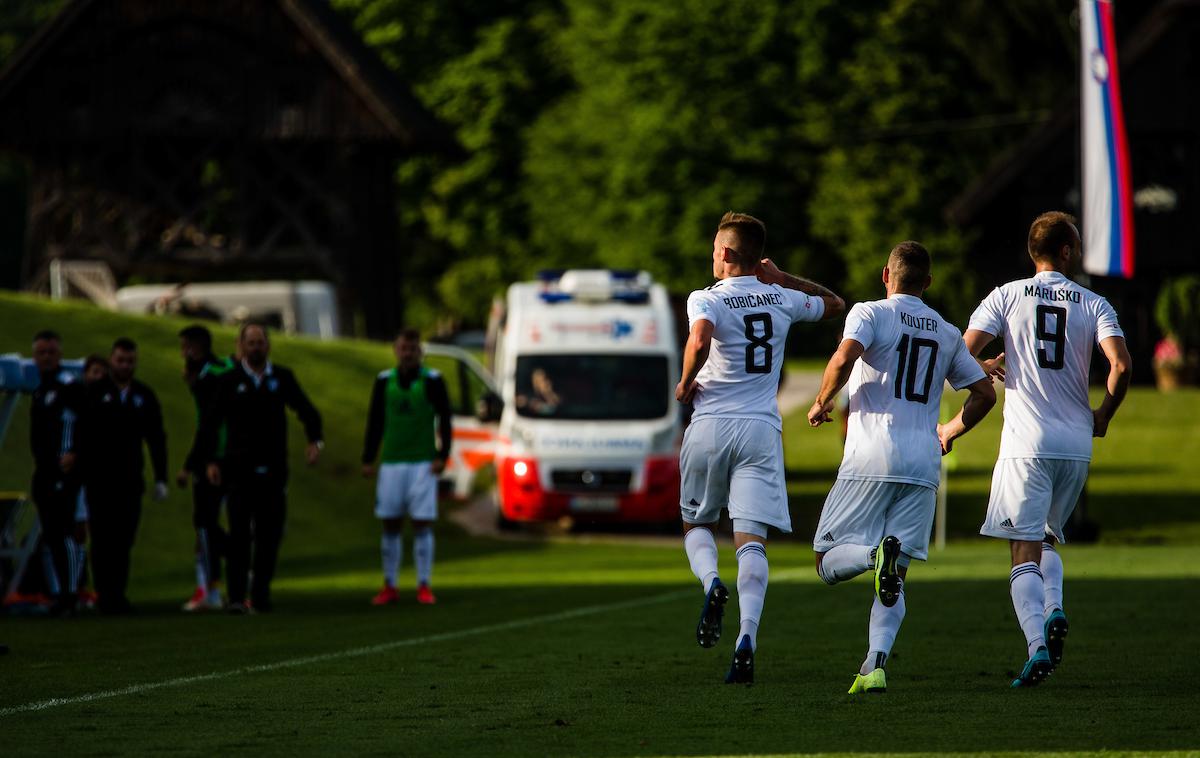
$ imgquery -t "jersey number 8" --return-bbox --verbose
[743,314,772,374]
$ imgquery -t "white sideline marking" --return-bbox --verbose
[0,587,695,718]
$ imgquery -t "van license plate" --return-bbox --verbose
[570,496,619,513]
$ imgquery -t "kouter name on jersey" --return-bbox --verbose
[899,312,938,332]
[1023,285,1082,303]
[722,292,785,310]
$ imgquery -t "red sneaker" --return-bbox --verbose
[3,591,48,607]
[77,589,98,610]
[371,585,399,606]
[416,584,437,605]
[182,587,208,612]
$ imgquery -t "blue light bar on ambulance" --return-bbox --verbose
[537,270,651,304]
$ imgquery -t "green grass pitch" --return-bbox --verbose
[1,292,1198,756]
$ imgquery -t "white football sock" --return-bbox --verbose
[63,538,77,594]
[414,527,434,587]
[1040,542,1064,614]
[684,528,720,594]
[381,533,402,588]
[817,543,874,585]
[195,529,209,589]
[1010,561,1046,657]
[41,545,60,595]
[735,542,768,651]
[861,590,906,675]
[71,540,87,591]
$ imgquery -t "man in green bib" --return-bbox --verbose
[362,329,453,605]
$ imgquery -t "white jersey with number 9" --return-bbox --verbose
[968,270,1124,461]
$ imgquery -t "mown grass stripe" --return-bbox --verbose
[0,587,693,718]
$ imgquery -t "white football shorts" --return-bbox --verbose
[375,462,438,521]
[679,417,790,533]
[980,457,1089,543]
[813,479,936,560]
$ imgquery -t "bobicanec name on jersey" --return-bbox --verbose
[719,292,786,310]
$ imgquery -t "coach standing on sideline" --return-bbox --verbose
[194,323,323,614]
[82,338,169,615]
[29,330,85,615]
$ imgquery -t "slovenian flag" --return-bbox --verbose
[1081,0,1134,278]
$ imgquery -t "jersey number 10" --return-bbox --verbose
[894,334,939,404]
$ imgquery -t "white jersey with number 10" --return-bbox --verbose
[686,275,825,432]
[968,270,1123,462]
[837,294,986,489]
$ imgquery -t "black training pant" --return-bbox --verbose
[225,470,287,609]
[87,487,142,612]
[31,468,79,606]
[192,477,227,586]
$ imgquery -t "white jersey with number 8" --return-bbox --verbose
[968,270,1123,461]
[837,294,985,489]
[686,275,825,432]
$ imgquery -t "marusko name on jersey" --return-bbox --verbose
[722,292,785,310]
[1024,285,1081,303]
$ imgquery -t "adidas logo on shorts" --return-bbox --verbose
[688,499,701,507]
[820,532,835,542]
[1000,518,1016,530]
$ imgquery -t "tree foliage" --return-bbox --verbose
[0,0,1079,335]
[339,0,1075,331]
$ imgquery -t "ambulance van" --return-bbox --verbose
[490,270,681,525]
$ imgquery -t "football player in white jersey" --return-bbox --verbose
[963,212,1131,687]
[808,241,997,694]
[677,211,845,684]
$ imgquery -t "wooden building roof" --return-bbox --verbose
[0,0,456,151]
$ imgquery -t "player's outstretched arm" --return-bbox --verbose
[963,329,1005,382]
[808,339,863,427]
[963,329,994,357]
[937,377,996,455]
[1092,336,1132,438]
[676,319,714,404]
[757,258,845,320]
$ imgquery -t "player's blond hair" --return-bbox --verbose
[717,211,766,267]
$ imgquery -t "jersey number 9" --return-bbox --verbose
[1036,305,1067,370]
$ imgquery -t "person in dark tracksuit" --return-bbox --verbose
[194,323,323,614]
[29,330,85,614]
[82,338,169,615]
[176,325,236,612]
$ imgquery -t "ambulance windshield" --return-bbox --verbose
[514,354,669,420]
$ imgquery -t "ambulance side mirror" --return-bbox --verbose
[476,391,503,423]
